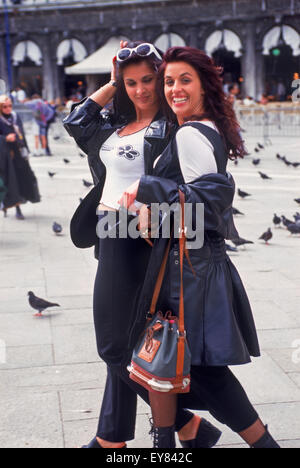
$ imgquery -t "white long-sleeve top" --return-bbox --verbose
[175,122,218,183]
[153,121,219,183]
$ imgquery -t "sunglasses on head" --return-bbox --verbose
[116,43,162,63]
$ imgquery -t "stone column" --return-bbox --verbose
[0,37,9,92]
[241,22,257,99]
[41,35,56,102]
[188,26,199,48]
[255,46,265,101]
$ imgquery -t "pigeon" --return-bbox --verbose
[63,158,70,164]
[281,215,294,228]
[83,179,93,188]
[294,198,300,205]
[252,158,260,166]
[232,207,244,216]
[28,291,60,317]
[292,162,300,168]
[276,153,283,160]
[79,152,86,158]
[254,147,260,153]
[258,171,272,180]
[283,158,292,167]
[53,136,60,140]
[287,223,300,235]
[293,212,300,222]
[273,214,281,227]
[52,222,63,235]
[259,227,272,244]
[238,188,251,199]
[257,143,264,149]
[231,237,254,248]
[234,159,238,166]
[225,243,238,252]
[48,171,56,178]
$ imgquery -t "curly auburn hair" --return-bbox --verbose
[157,46,247,159]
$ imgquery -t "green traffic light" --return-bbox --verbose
[272,48,281,57]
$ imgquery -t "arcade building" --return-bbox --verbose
[0,0,299,102]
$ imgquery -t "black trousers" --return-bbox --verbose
[93,227,258,442]
[96,363,259,442]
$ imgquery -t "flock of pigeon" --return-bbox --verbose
[28,143,300,315]
[226,141,300,253]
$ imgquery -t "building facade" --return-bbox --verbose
[0,0,299,101]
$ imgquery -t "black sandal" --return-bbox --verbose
[180,418,222,448]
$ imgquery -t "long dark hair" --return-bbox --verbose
[157,46,247,159]
[113,41,163,122]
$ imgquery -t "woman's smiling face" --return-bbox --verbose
[164,61,205,125]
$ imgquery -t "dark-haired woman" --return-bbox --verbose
[119,46,280,449]
[64,41,222,449]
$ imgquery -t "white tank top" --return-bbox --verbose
[99,127,146,210]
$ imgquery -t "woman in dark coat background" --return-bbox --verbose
[0,95,40,219]
[119,46,280,448]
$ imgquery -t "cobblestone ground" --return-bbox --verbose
[0,121,299,448]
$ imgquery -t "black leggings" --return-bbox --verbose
[96,363,258,441]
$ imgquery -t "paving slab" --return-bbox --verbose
[1,130,300,448]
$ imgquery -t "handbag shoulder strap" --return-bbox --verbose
[148,190,186,329]
[148,190,188,384]
[178,189,186,336]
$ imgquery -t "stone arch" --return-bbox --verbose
[205,29,243,58]
[262,24,300,100]
[205,29,243,87]
[56,38,87,66]
[262,24,300,56]
[12,40,43,66]
[154,32,186,52]
[12,40,43,96]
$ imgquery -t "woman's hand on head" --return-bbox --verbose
[111,40,128,81]
[118,178,140,211]
[120,40,128,49]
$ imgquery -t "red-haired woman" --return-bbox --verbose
[119,47,280,449]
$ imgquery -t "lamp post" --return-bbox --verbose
[2,0,13,91]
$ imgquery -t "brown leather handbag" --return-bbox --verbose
[128,190,191,394]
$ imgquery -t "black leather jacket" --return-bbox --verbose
[63,98,174,252]
[63,97,173,186]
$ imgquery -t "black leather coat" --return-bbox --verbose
[129,122,260,367]
[63,102,260,367]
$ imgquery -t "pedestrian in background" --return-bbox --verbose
[0,95,41,219]
[24,95,55,157]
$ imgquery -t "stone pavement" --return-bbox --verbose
[0,122,300,448]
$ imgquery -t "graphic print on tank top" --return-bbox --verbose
[118,144,140,160]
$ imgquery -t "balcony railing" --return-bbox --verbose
[4,0,185,9]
